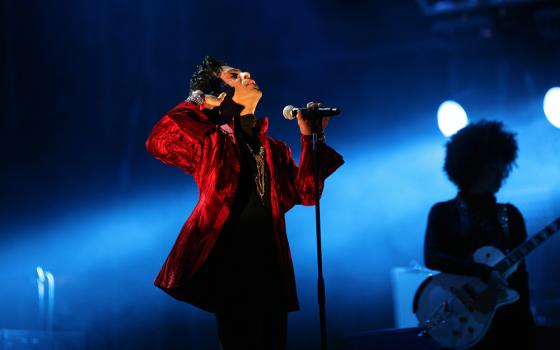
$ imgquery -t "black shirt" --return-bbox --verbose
[203,115,284,312]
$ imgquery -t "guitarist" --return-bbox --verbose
[424,121,535,349]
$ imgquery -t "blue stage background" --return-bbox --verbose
[1,1,559,349]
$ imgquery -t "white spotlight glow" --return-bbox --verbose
[544,87,560,129]
[437,100,469,137]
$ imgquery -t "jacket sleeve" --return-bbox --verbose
[282,135,344,206]
[424,203,492,280]
[145,101,215,174]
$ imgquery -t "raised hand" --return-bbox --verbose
[204,92,227,109]
[187,90,227,110]
[297,101,330,136]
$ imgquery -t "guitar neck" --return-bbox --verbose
[495,217,560,274]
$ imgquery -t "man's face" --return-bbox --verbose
[471,161,508,194]
[219,66,262,104]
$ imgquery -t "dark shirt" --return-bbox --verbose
[202,115,284,312]
[424,192,535,348]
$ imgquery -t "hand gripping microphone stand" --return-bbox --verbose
[310,116,329,350]
[283,105,339,350]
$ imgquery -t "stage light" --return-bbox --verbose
[544,87,560,129]
[437,100,468,137]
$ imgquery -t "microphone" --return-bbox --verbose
[282,105,341,120]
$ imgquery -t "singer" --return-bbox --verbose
[145,56,343,349]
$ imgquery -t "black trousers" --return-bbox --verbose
[216,306,287,350]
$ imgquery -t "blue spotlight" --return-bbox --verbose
[544,87,560,129]
[437,100,468,137]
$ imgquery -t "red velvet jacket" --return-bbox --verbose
[146,101,344,312]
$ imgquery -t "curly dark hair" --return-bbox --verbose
[444,120,518,191]
[189,55,228,95]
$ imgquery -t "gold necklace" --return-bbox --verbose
[243,141,266,203]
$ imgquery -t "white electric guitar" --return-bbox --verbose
[414,217,560,350]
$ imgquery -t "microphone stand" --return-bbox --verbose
[311,117,328,350]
